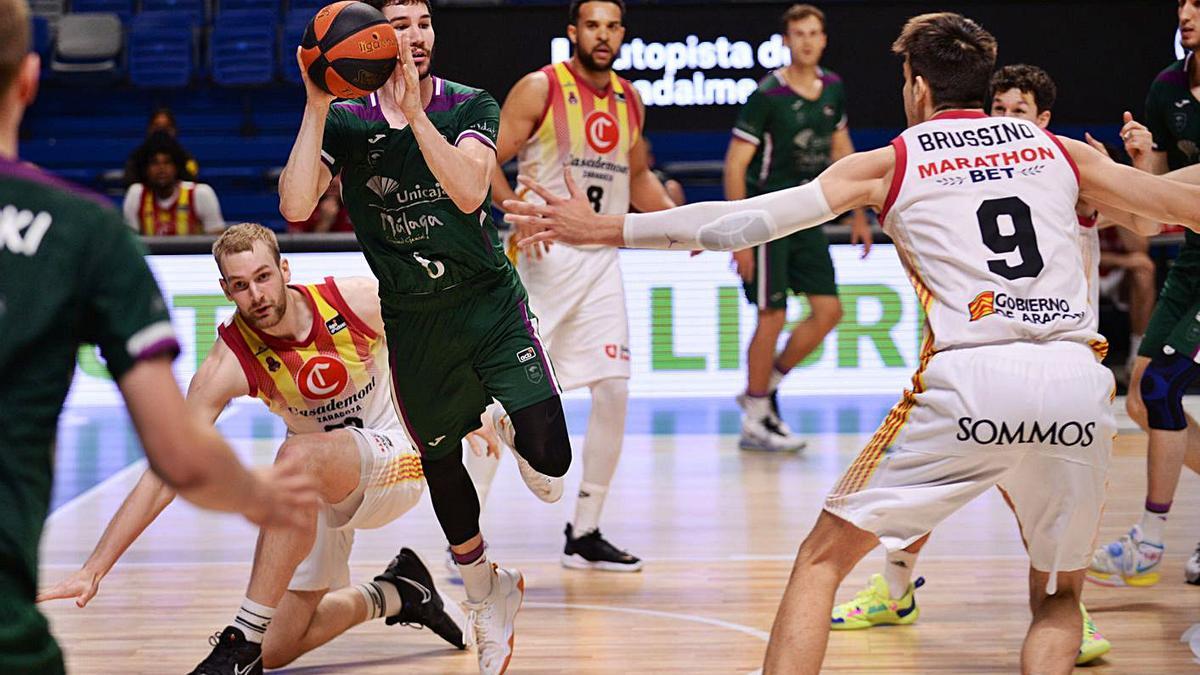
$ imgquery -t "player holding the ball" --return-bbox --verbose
[281,2,572,674]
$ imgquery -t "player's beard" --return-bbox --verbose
[418,45,436,80]
[576,44,613,73]
[246,295,287,331]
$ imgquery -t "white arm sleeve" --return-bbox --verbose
[193,184,226,233]
[622,178,835,251]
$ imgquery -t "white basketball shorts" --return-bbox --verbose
[516,243,630,392]
[290,427,424,591]
[824,341,1116,575]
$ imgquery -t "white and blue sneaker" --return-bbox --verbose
[1087,525,1164,587]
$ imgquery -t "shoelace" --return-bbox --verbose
[207,631,222,648]
[587,531,632,558]
[463,600,495,654]
[851,585,884,606]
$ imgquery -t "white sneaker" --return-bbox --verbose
[1086,525,1164,587]
[1186,543,1200,585]
[736,393,806,452]
[463,566,524,675]
[492,406,563,503]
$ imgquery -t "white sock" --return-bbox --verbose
[573,379,628,535]
[573,482,609,535]
[1130,334,1144,362]
[742,393,771,419]
[883,550,918,599]
[768,364,786,393]
[1140,508,1168,545]
[457,549,495,604]
[354,580,403,621]
[234,598,275,644]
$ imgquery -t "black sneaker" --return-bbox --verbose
[561,523,644,572]
[188,626,262,675]
[377,547,467,649]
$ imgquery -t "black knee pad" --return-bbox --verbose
[1141,352,1200,431]
[509,396,572,477]
[420,450,481,546]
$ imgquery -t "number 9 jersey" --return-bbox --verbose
[881,111,1106,358]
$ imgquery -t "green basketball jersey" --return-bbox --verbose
[0,157,177,672]
[732,68,847,196]
[1145,56,1200,258]
[321,77,513,310]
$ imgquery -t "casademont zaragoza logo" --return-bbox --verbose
[968,291,996,322]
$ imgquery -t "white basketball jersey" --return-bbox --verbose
[882,111,1106,356]
[513,63,639,256]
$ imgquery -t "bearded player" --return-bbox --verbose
[279,3,577,672]
[485,0,676,572]
[40,224,476,675]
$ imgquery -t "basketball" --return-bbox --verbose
[300,1,398,99]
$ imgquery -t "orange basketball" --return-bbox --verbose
[299,1,398,98]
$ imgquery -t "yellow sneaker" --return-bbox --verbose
[830,574,923,630]
[1076,604,1111,665]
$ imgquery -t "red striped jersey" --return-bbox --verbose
[217,277,399,434]
[517,62,641,228]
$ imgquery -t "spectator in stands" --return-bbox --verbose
[287,175,352,233]
[123,131,225,235]
[123,107,198,184]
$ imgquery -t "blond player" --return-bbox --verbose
[40,224,477,675]
[504,12,1200,672]
[485,0,675,571]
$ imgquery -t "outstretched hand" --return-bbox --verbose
[37,568,102,608]
[502,167,613,247]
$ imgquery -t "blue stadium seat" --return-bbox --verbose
[140,0,205,26]
[69,0,133,21]
[217,0,279,13]
[279,10,309,85]
[128,12,193,88]
[210,9,277,86]
[286,0,323,13]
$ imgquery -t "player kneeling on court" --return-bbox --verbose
[40,224,477,675]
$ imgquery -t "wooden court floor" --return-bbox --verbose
[39,414,1200,673]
